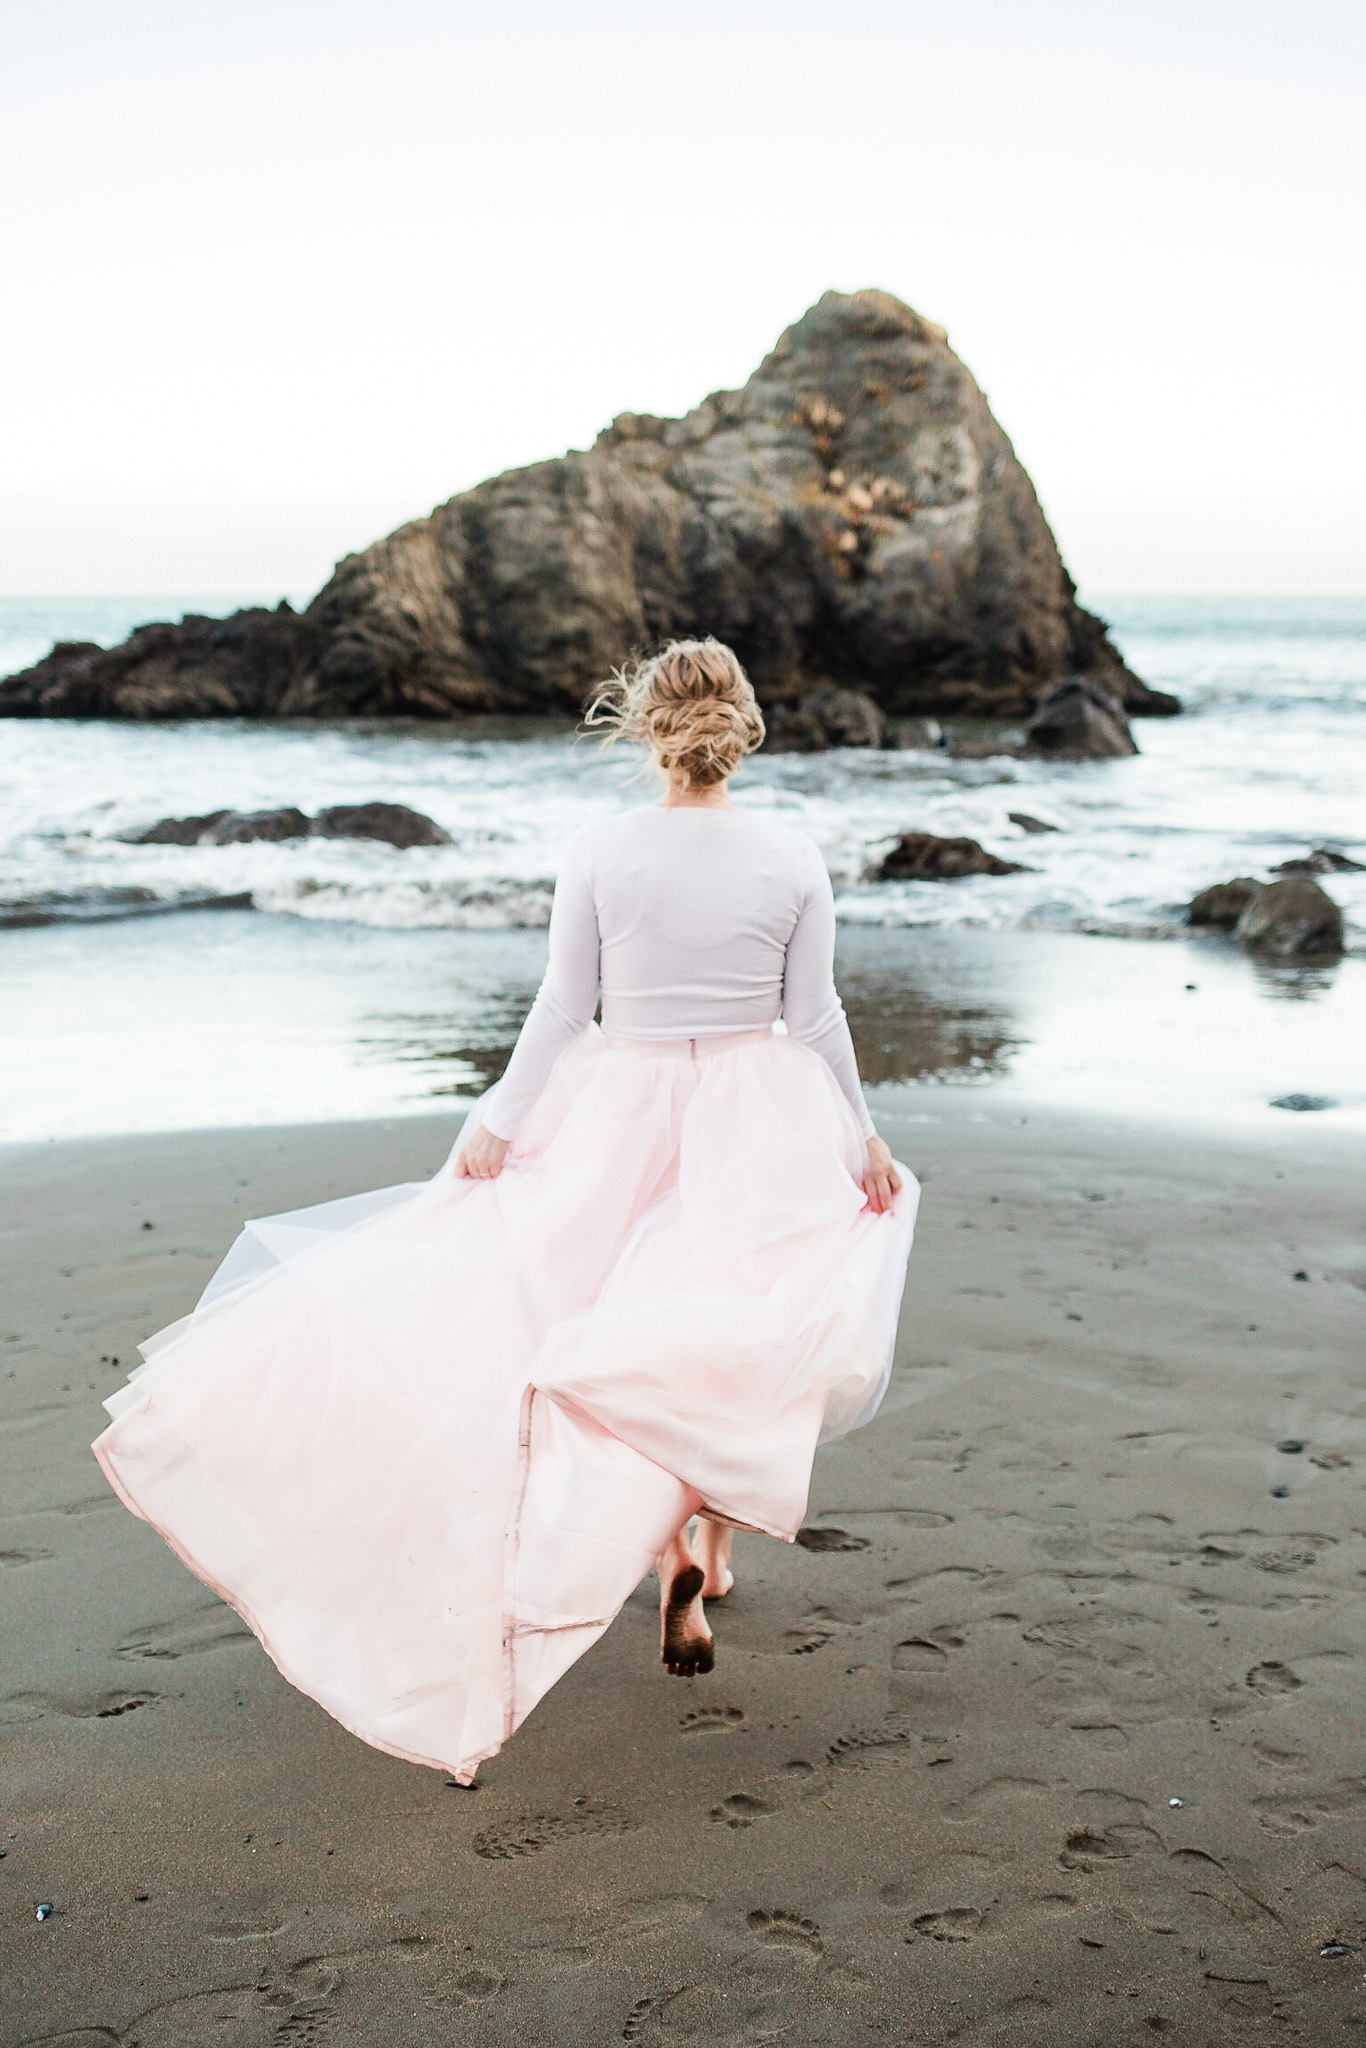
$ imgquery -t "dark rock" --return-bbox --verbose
[125,810,231,845]
[888,716,943,750]
[1023,677,1138,760]
[0,293,1167,724]
[1271,847,1366,876]
[126,802,449,848]
[313,802,451,847]
[878,831,1030,881]
[1008,810,1059,834]
[1188,878,1259,928]
[1,605,318,720]
[207,807,312,844]
[1234,877,1344,958]
[761,704,829,753]
[1270,1094,1338,1113]
[800,687,886,749]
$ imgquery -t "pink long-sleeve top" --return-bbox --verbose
[481,806,876,1142]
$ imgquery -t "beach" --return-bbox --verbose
[4,1092,1364,2044]
[3,590,1365,2040]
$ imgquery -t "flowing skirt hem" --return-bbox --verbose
[90,1433,487,1783]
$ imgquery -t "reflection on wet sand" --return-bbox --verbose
[841,971,1021,1086]
[361,926,1030,1100]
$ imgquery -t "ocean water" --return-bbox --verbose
[2,594,1363,1140]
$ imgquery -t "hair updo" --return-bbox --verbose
[583,638,766,788]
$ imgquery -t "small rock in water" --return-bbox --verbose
[1270,1485,1290,1498]
[1007,810,1060,834]
[124,809,231,846]
[209,807,312,845]
[314,802,451,847]
[761,703,828,753]
[802,687,887,749]
[1235,877,1344,959]
[1271,1094,1337,1113]
[1293,1270,1310,1282]
[1272,848,1366,876]
[1187,878,1258,928]
[877,832,1029,881]
[1277,1439,1306,1454]
[1023,676,1138,760]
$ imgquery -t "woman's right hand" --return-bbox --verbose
[862,1134,902,1214]
[457,1126,512,1180]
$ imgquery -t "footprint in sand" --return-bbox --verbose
[425,1967,505,2010]
[945,1776,1054,1823]
[711,1792,775,1829]
[745,1909,822,1956]
[794,1527,870,1553]
[680,1705,744,1734]
[1060,1823,1163,1871]
[784,1627,834,1655]
[1066,1722,1129,1750]
[910,1906,984,1942]
[892,1637,953,1673]
[622,1987,686,2040]
[826,1728,912,1770]
[1246,1659,1302,1695]
[1252,1781,1366,1835]
[1,1687,160,1724]
[473,1803,632,1860]
[885,1565,1000,1602]
[118,1600,253,1660]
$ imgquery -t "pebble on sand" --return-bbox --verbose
[1271,1094,1337,1112]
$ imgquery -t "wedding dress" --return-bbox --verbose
[93,806,918,1781]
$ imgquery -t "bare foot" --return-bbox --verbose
[695,1517,735,1601]
[660,1560,714,1677]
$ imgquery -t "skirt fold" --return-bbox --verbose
[93,1025,917,1780]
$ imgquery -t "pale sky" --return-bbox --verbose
[2,0,1362,598]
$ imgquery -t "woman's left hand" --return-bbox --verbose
[862,1134,902,1214]
[456,1126,512,1179]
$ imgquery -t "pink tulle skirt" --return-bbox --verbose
[93,1025,918,1782]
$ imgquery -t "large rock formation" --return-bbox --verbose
[1,291,1177,725]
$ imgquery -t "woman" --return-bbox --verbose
[93,639,917,1785]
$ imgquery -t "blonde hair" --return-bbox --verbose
[583,638,765,788]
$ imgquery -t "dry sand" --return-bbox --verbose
[2,1098,1365,2045]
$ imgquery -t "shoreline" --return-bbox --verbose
[6,917,1365,1147]
[4,1099,1364,2039]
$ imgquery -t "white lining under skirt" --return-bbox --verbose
[93,1025,918,1782]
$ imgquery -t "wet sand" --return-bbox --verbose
[3,1098,1365,2044]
